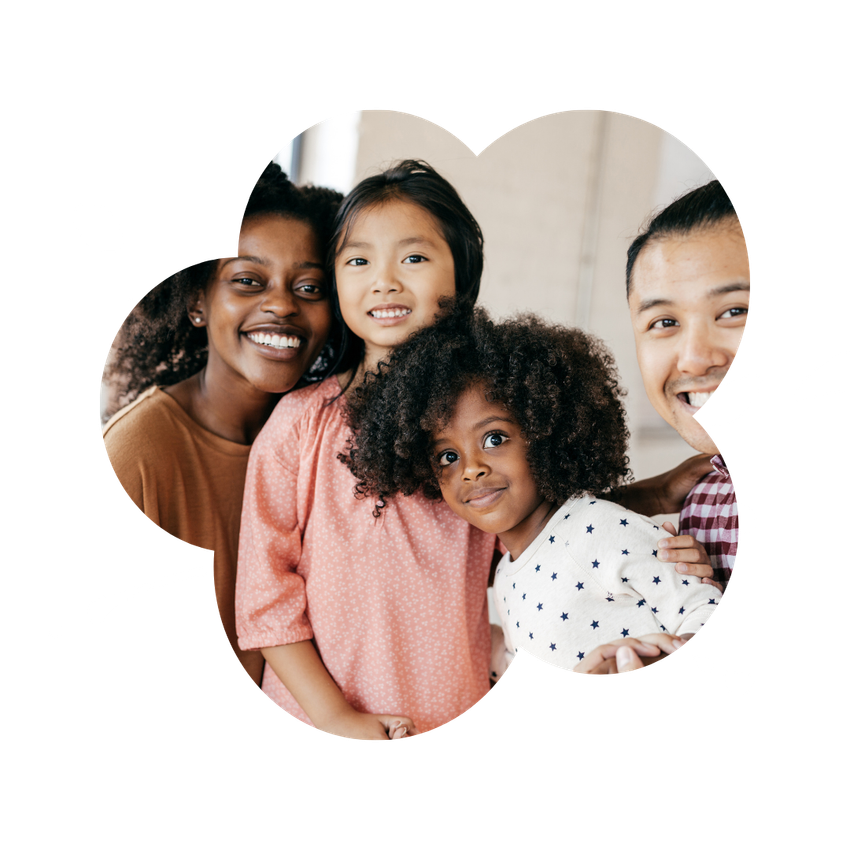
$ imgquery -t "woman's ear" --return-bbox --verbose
[188,290,207,328]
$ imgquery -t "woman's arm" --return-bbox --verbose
[262,641,416,739]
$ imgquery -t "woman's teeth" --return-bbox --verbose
[686,391,714,409]
[370,308,411,318]
[248,332,301,349]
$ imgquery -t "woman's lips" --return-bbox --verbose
[244,331,305,360]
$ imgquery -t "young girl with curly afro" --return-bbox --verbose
[344,307,723,675]
[103,162,343,686]
[234,160,717,739]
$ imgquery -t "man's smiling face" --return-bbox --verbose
[628,222,749,455]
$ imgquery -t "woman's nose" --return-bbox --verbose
[262,284,298,317]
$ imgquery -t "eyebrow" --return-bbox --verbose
[431,415,515,447]
[342,236,436,251]
[636,282,750,314]
[220,256,323,271]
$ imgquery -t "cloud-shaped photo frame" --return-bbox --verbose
[61,106,840,744]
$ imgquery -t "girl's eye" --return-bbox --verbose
[345,257,368,266]
[483,433,506,449]
[438,450,459,467]
[402,254,427,264]
[719,307,748,320]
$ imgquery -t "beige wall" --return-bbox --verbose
[301,110,715,502]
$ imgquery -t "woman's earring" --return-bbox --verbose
[193,316,202,324]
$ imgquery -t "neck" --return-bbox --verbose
[339,343,392,400]
[500,499,559,561]
[164,367,282,445]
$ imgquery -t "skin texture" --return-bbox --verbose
[334,199,456,375]
[628,223,749,455]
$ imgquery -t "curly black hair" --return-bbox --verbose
[342,307,633,515]
[102,162,343,422]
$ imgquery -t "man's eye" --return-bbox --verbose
[483,434,505,448]
[649,318,678,330]
[719,307,748,320]
[402,254,427,264]
[438,451,459,467]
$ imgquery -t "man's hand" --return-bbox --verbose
[573,633,689,674]
[652,454,715,516]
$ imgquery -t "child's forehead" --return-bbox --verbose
[434,383,515,435]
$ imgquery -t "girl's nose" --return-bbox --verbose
[371,262,402,294]
[462,455,489,481]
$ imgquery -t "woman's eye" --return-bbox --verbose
[402,254,427,264]
[438,451,459,467]
[483,434,505,449]
[233,277,262,287]
[295,282,325,297]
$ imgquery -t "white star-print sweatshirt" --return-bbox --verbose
[493,496,722,672]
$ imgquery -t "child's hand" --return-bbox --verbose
[573,633,688,674]
[657,521,723,591]
[321,709,418,740]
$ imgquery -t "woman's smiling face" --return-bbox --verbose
[196,213,333,396]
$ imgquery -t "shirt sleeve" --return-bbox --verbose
[573,503,721,637]
[235,407,313,651]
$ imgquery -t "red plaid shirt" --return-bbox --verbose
[679,455,737,588]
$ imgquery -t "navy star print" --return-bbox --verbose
[592,560,600,569]
[652,576,661,584]
[621,628,629,637]
[591,620,600,629]
[652,549,658,557]
[576,582,584,591]
[529,632,534,640]
[620,519,629,527]
[560,612,569,621]
[577,652,585,660]
[621,549,630,556]
[679,606,685,615]
[551,572,558,581]
[537,603,543,611]
[535,564,541,572]
[636,599,646,607]
[550,643,556,651]
[621,577,629,583]
[586,525,594,534]
[681,579,689,586]
[549,535,555,544]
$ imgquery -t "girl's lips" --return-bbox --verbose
[368,305,413,326]
[464,487,506,509]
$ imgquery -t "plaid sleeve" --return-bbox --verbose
[679,466,738,587]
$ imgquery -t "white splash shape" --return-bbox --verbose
[690,652,715,676]
[792,349,850,404]
[694,372,764,431]
[85,564,213,626]
[44,623,65,640]
[720,667,756,697]
[71,201,127,257]
[738,499,759,534]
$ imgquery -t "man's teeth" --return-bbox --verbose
[370,308,411,318]
[687,391,714,409]
[248,332,301,349]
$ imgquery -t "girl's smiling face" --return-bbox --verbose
[432,383,556,560]
[334,199,456,368]
[196,214,333,396]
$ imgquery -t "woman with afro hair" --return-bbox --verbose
[344,307,722,674]
[102,162,344,685]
